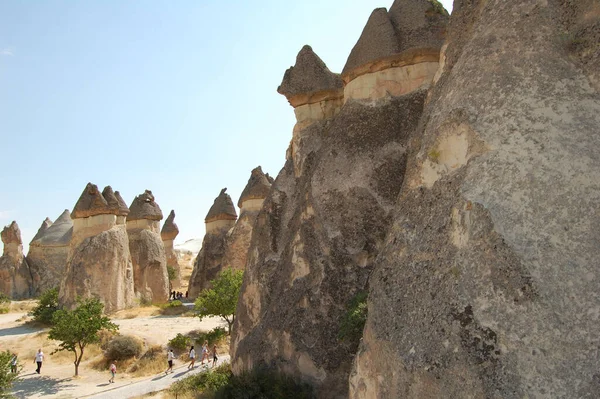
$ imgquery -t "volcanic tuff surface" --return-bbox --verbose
[0,221,32,299]
[350,0,600,398]
[161,210,182,289]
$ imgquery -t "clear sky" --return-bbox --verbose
[0,0,453,251]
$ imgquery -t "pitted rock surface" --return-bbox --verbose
[205,188,237,223]
[71,182,113,218]
[161,210,179,241]
[237,166,272,208]
[0,221,32,299]
[128,190,163,221]
[188,230,230,298]
[31,218,52,242]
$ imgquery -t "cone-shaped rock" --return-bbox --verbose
[237,166,272,208]
[0,221,32,299]
[114,191,129,216]
[388,0,448,53]
[342,8,401,75]
[102,186,120,214]
[350,1,600,398]
[28,210,73,295]
[71,183,112,218]
[128,190,163,221]
[127,190,169,304]
[161,210,181,289]
[277,45,343,106]
[60,183,135,313]
[205,188,237,223]
[31,218,53,242]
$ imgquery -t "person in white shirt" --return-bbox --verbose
[165,349,175,374]
[187,346,196,369]
[34,349,44,374]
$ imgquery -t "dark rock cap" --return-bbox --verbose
[205,188,238,223]
[114,191,130,216]
[277,45,343,103]
[342,8,401,75]
[31,217,53,242]
[1,221,22,245]
[102,186,120,214]
[161,210,179,241]
[238,166,272,208]
[30,210,73,246]
[71,183,112,219]
[388,0,448,53]
[127,190,163,222]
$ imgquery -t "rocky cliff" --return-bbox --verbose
[161,210,181,289]
[0,221,32,299]
[60,183,135,313]
[127,190,169,304]
[350,0,600,398]
[231,2,449,395]
[188,188,238,298]
[28,210,73,295]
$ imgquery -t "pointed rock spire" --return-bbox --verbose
[205,188,237,223]
[114,191,130,216]
[31,210,73,246]
[127,190,163,221]
[388,0,448,53]
[342,8,401,75]
[238,166,273,208]
[1,221,22,245]
[161,210,179,241]
[31,218,53,243]
[102,186,121,214]
[277,45,343,106]
[71,183,112,219]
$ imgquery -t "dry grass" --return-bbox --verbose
[9,300,38,313]
[112,306,161,320]
[128,345,166,377]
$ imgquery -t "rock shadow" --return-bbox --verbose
[12,375,76,399]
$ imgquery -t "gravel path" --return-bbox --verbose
[83,356,230,399]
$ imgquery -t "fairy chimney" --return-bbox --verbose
[205,188,238,234]
[161,210,181,289]
[0,221,32,299]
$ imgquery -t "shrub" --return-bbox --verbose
[29,287,59,325]
[0,293,9,304]
[189,327,228,347]
[0,350,20,397]
[165,300,183,308]
[129,345,164,376]
[170,363,231,397]
[338,291,368,344]
[0,293,11,313]
[105,335,143,360]
[167,265,178,281]
[168,333,191,352]
[215,366,315,399]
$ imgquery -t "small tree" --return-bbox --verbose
[0,350,20,398]
[194,269,244,334]
[48,297,118,376]
[30,287,60,325]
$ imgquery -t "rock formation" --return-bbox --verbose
[127,190,169,304]
[0,221,32,299]
[27,210,73,295]
[231,2,448,396]
[349,1,600,398]
[161,210,181,289]
[188,188,237,297]
[60,183,135,313]
[223,167,272,271]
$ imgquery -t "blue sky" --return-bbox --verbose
[0,0,453,250]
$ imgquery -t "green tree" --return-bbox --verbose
[0,350,20,398]
[167,265,177,281]
[48,297,118,376]
[194,269,244,334]
[29,287,60,325]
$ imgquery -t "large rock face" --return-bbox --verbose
[127,190,169,304]
[188,188,237,298]
[60,183,135,313]
[0,221,32,299]
[28,210,73,295]
[223,167,272,271]
[161,210,181,289]
[350,1,600,398]
[231,4,447,392]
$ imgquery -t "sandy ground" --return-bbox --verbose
[1,306,226,399]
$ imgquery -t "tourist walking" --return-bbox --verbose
[109,362,116,383]
[165,349,175,374]
[187,346,196,369]
[10,354,17,373]
[34,349,44,374]
[211,345,218,368]
[201,341,210,365]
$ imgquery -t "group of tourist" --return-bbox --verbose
[6,349,44,375]
[170,291,187,300]
[165,341,218,374]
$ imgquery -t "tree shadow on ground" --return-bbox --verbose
[12,375,76,399]
[0,324,39,337]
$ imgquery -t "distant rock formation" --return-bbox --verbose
[161,210,181,289]
[127,190,169,304]
[350,1,600,398]
[60,183,135,313]
[188,188,237,298]
[223,167,272,272]
[28,210,73,295]
[231,2,449,394]
[0,221,32,299]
